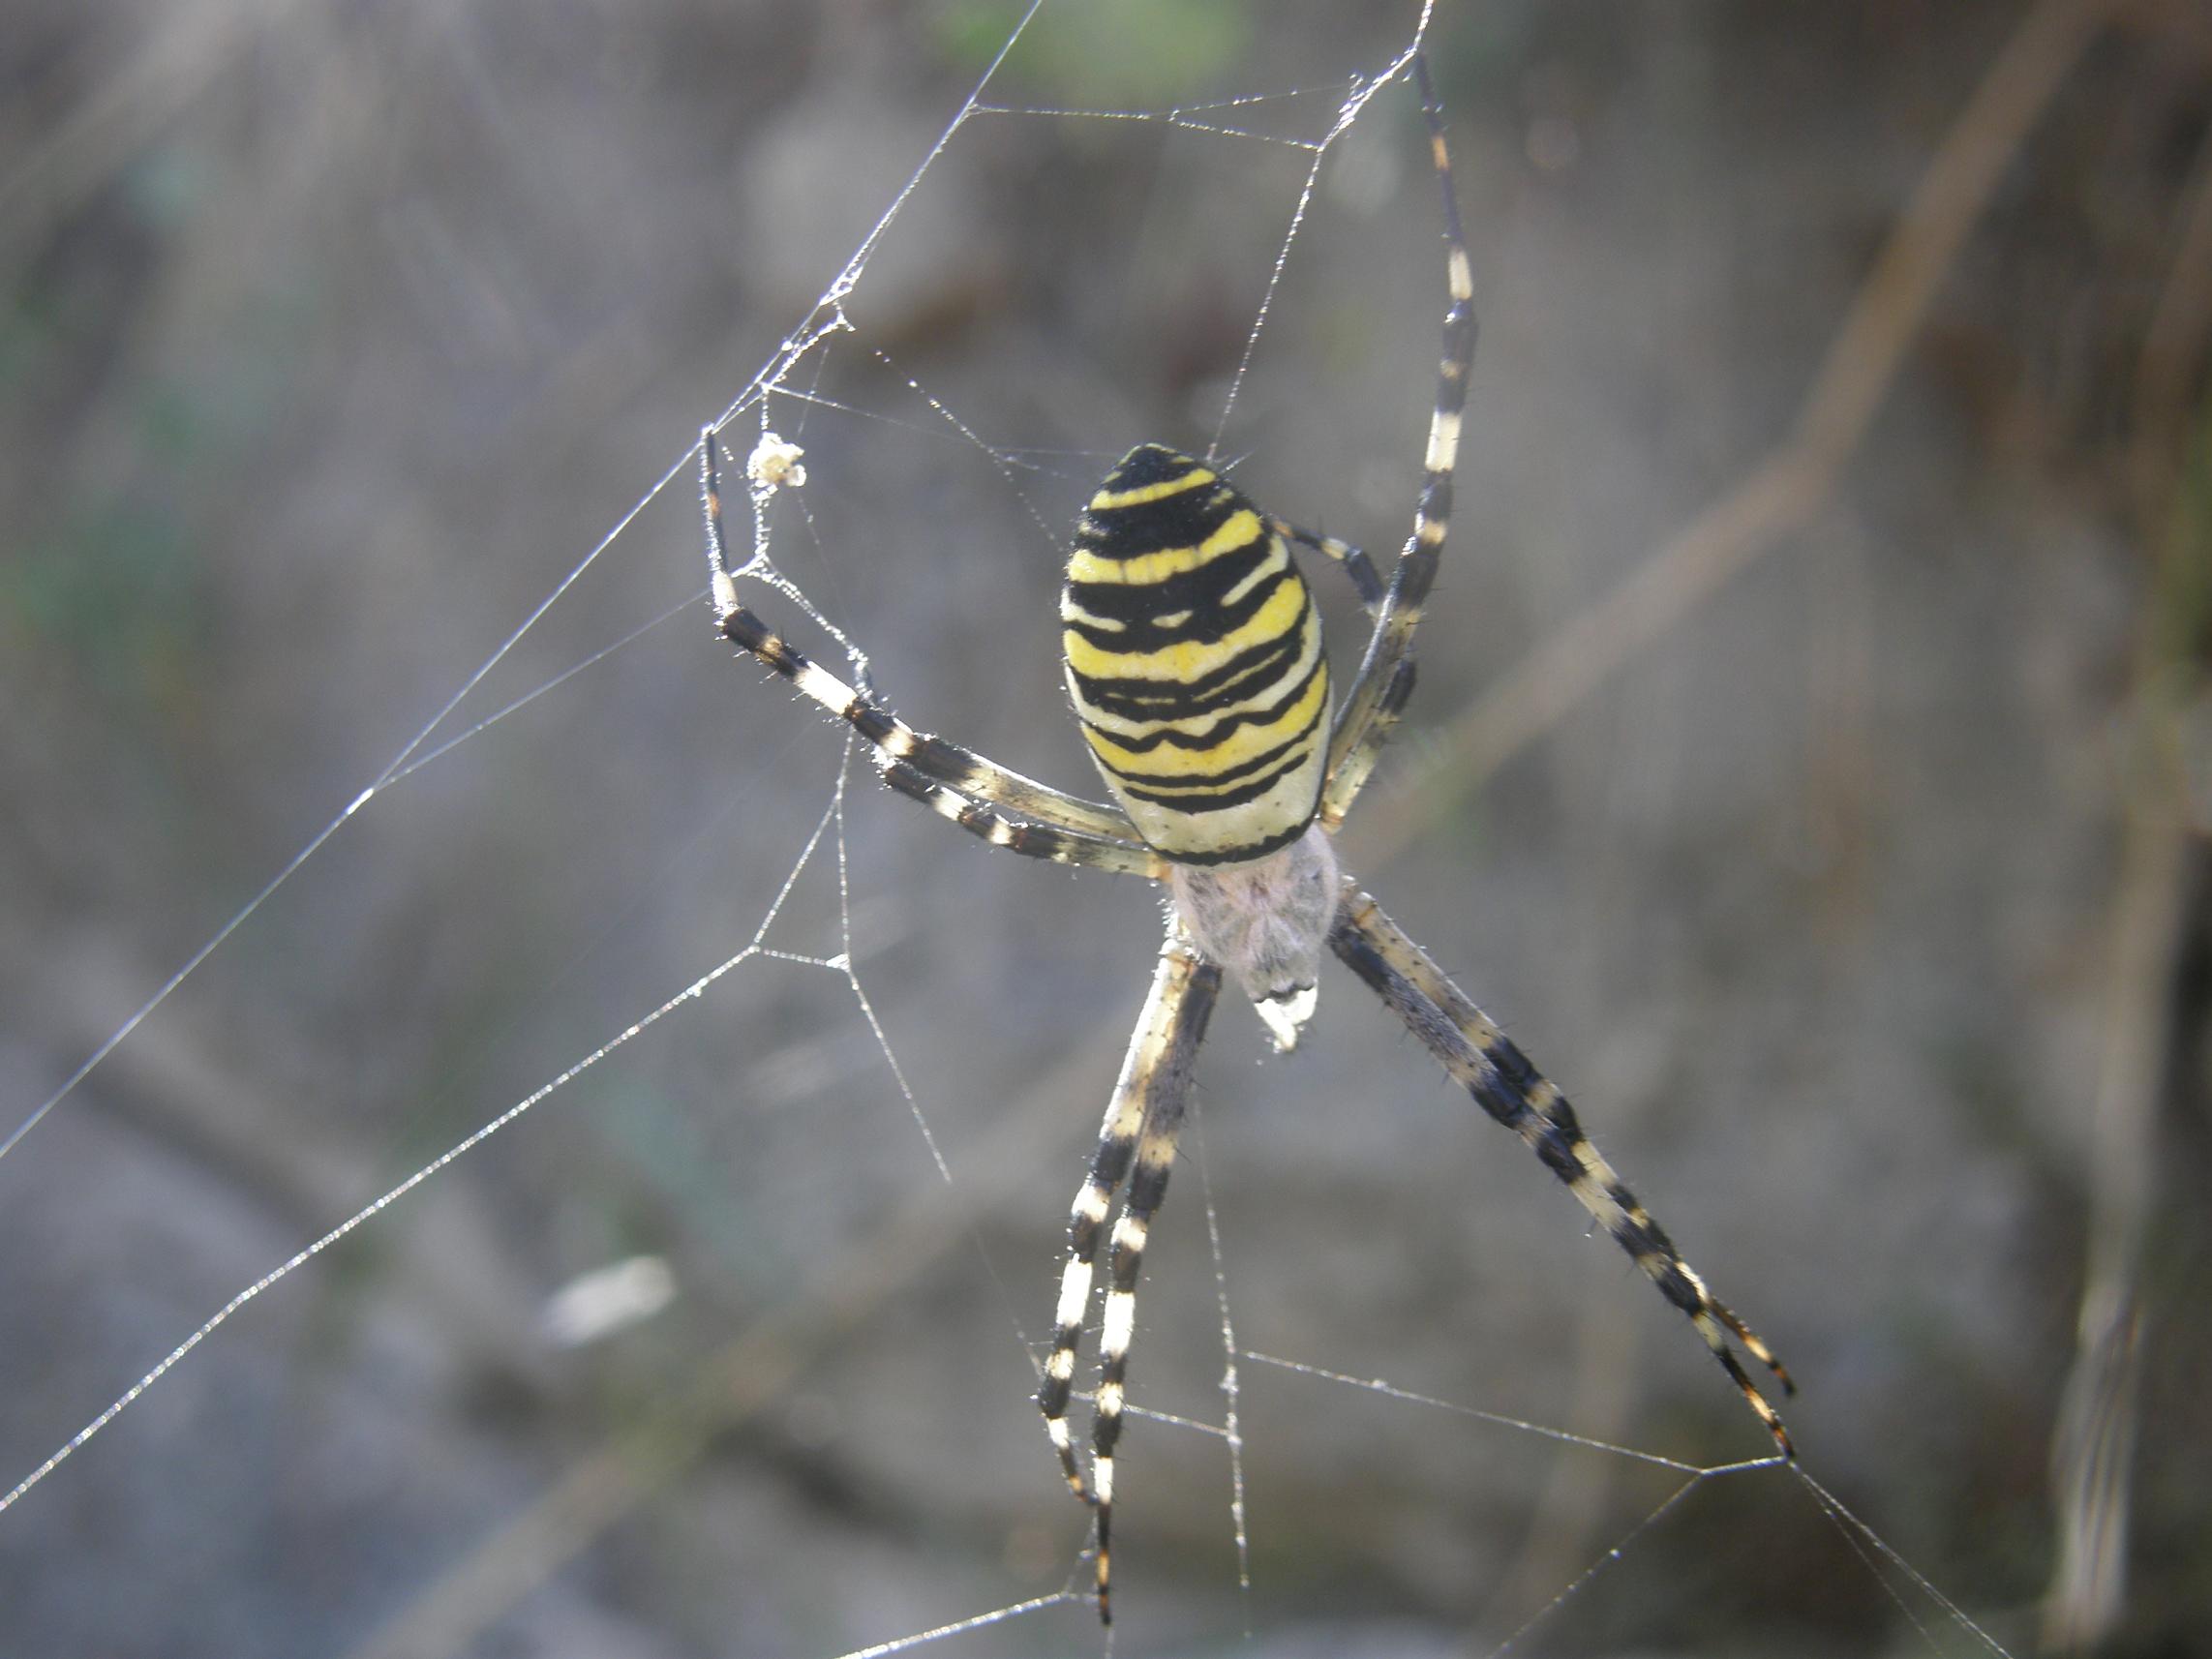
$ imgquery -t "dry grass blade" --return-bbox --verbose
[340,1024,1131,1659]
[2042,108,2212,1656]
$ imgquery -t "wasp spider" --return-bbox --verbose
[699,56,1793,1627]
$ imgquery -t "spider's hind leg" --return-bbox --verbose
[698,426,1165,876]
[1320,50,1478,828]
[1270,515,1384,614]
[1329,882,1796,1457]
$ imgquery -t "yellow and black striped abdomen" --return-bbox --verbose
[1061,444,1328,865]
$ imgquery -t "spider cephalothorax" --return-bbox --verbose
[701,50,1793,1629]
[1167,824,1339,1049]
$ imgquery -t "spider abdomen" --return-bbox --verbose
[1062,444,1329,865]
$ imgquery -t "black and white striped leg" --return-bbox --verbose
[1321,51,1476,828]
[1269,515,1385,614]
[1038,930,1221,1625]
[701,427,1165,876]
[1329,882,1796,1458]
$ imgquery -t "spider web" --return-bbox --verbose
[0,2,2065,1655]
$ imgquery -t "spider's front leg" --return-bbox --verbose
[1330,881,1797,1458]
[1039,928,1221,1625]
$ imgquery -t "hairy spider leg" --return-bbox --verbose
[700,428,1165,877]
[1321,52,1478,828]
[1037,933,1220,1625]
[1269,515,1385,613]
[1329,882,1796,1457]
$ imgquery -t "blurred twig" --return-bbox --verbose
[1348,0,2124,869]
[0,0,309,275]
[2041,109,2212,1658]
[2130,124,2212,492]
[342,1021,1130,1659]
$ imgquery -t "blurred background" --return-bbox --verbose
[2,1,2208,1655]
